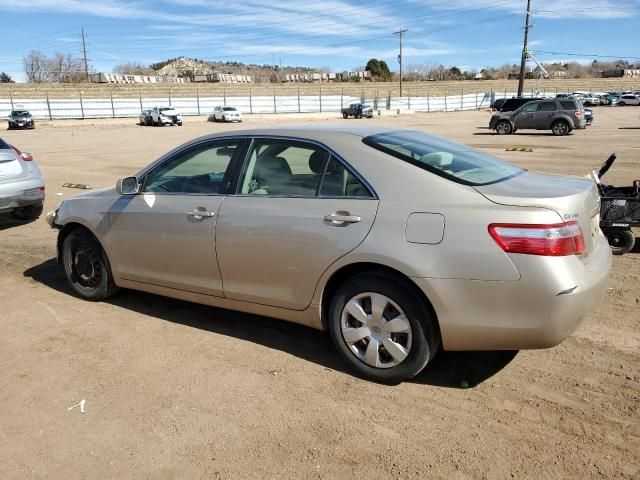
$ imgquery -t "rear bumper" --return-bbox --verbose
[414,234,612,351]
[0,178,45,213]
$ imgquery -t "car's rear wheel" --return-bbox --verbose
[62,229,119,300]
[328,272,439,384]
[12,203,43,221]
[551,120,570,136]
[496,120,512,135]
[604,227,635,255]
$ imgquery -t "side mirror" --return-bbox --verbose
[116,176,140,195]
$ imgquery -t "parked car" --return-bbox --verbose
[491,98,507,110]
[574,93,599,106]
[498,97,544,112]
[139,109,153,126]
[209,106,243,123]
[7,110,35,130]
[0,138,45,221]
[46,126,611,383]
[490,98,586,136]
[342,103,373,119]
[617,95,640,106]
[151,107,182,126]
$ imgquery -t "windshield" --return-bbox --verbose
[222,107,237,111]
[363,130,524,186]
[11,111,29,117]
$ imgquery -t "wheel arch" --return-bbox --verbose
[56,221,106,265]
[319,262,441,339]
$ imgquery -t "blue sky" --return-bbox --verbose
[0,0,638,81]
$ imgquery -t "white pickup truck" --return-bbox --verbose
[151,107,182,126]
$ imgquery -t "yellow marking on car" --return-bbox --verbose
[62,183,92,189]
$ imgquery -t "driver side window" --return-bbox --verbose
[143,140,239,194]
[522,103,539,112]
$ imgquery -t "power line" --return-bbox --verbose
[534,50,640,61]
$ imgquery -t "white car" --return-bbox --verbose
[0,138,45,221]
[209,106,243,123]
[617,95,640,106]
[151,107,182,126]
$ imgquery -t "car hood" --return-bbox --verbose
[70,186,117,200]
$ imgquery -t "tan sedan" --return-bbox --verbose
[47,126,611,383]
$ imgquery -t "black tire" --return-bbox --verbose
[618,101,625,106]
[495,120,512,135]
[356,113,363,119]
[343,113,348,119]
[61,229,119,300]
[551,120,570,136]
[11,203,43,221]
[604,228,636,255]
[327,272,439,384]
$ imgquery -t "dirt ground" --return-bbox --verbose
[1,107,639,479]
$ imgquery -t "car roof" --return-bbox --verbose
[205,125,396,140]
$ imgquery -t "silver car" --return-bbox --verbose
[0,138,45,221]
[47,126,611,383]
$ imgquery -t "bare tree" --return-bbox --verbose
[23,50,87,83]
[23,51,49,82]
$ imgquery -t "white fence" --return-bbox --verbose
[0,91,541,120]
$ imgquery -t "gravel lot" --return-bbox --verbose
[1,107,639,479]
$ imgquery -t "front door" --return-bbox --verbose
[534,100,560,129]
[216,138,379,310]
[105,138,243,296]
[515,102,539,129]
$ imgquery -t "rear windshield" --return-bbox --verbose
[363,130,524,186]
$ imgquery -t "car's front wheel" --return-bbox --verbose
[495,120,512,135]
[62,229,119,300]
[328,272,439,384]
[618,101,625,106]
[12,203,43,221]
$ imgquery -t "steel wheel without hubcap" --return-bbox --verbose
[341,292,412,368]
[68,242,103,291]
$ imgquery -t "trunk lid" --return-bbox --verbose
[474,171,600,255]
[0,149,26,182]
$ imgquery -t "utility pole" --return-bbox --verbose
[81,27,90,82]
[517,0,532,97]
[393,29,408,96]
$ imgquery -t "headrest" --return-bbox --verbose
[309,150,327,174]
[420,152,454,168]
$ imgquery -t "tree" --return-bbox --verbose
[449,66,462,78]
[23,50,87,82]
[0,72,14,83]
[23,51,49,82]
[365,58,392,81]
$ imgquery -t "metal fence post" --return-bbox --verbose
[110,90,115,118]
[319,87,322,112]
[46,92,52,120]
[444,91,448,112]
[196,88,201,115]
[79,90,85,119]
[9,91,14,110]
[273,88,277,113]
[408,89,411,110]
[249,89,253,114]
[387,89,391,110]
[139,90,143,112]
[297,87,301,113]
[340,87,344,108]
[475,89,478,110]
[361,87,365,104]
[427,91,430,113]
[374,90,379,111]
[223,88,226,106]
[168,90,172,107]
[504,87,507,99]
[460,88,464,110]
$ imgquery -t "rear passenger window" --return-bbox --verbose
[539,102,557,111]
[319,156,373,198]
[560,101,576,110]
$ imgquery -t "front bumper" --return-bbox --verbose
[413,233,612,351]
[8,120,34,129]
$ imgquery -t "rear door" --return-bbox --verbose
[216,137,379,310]
[535,100,560,129]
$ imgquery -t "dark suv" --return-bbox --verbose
[495,97,544,112]
[489,98,586,136]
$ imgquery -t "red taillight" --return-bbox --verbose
[488,221,585,256]
[574,111,582,118]
[10,144,33,161]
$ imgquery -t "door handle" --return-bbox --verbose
[324,212,361,225]
[188,208,215,220]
